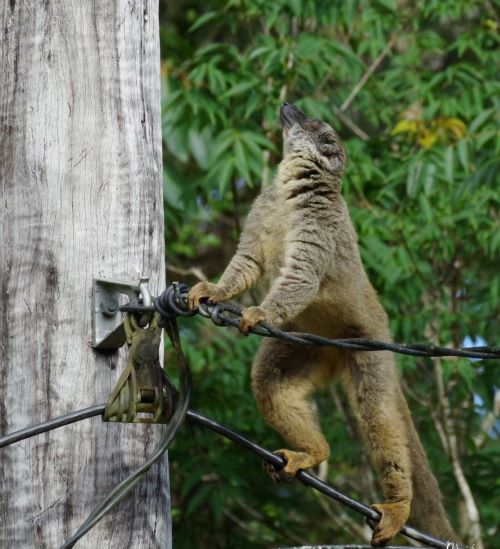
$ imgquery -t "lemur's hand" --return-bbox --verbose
[239,306,269,335]
[188,282,227,310]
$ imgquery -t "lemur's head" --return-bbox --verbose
[280,103,346,174]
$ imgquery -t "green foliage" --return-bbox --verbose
[160,1,499,547]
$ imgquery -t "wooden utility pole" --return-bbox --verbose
[0,2,170,547]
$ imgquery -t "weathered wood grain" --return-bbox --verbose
[0,1,169,547]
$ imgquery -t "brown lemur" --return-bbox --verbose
[188,103,461,546]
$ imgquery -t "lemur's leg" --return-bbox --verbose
[342,350,412,546]
[251,338,334,480]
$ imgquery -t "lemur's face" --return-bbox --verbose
[280,103,346,173]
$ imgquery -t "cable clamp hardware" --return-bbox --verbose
[103,313,176,423]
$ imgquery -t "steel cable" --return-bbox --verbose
[137,284,500,360]
[0,405,105,449]
[0,406,460,549]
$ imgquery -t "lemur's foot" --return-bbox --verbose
[370,501,410,546]
[264,449,324,483]
[188,282,227,310]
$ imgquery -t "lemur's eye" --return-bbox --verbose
[319,144,337,157]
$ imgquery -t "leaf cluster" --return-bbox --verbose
[160,1,499,547]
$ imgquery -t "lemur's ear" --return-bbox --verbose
[320,141,346,172]
[319,144,338,158]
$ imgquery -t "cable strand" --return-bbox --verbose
[148,284,500,360]
[0,405,105,449]
[0,406,464,548]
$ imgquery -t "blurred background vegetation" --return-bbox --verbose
[159,1,499,547]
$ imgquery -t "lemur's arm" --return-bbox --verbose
[217,222,263,298]
[188,196,265,309]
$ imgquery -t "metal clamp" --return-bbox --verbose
[91,276,153,349]
[103,313,176,424]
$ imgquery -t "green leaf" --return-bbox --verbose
[457,139,469,172]
[423,162,436,195]
[222,79,260,99]
[217,157,234,194]
[455,360,475,391]
[186,485,213,515]
[248,46,273,61]
[370,0,397,13]
[406,161,421,197]
[444,146,454,182]
[233,139,252,183]
[211,130,235,161]
[469,108,494,133]
[418,195,433,223]
[189,12,219,33]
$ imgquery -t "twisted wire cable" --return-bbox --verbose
[146,284,500,360]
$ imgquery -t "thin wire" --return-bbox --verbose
[206,303,500,359]
[148,285,500,360]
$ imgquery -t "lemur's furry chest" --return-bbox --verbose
[259,200,288,284]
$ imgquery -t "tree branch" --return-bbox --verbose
[433,357,484,549]
[340,34,399,113]
[333,105,370,141]
[166,264,208,281]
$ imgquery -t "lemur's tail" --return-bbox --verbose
[398,394,462,543]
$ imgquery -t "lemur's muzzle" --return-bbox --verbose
[280,103,309,130]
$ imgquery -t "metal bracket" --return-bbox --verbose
[91,276,152,349]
